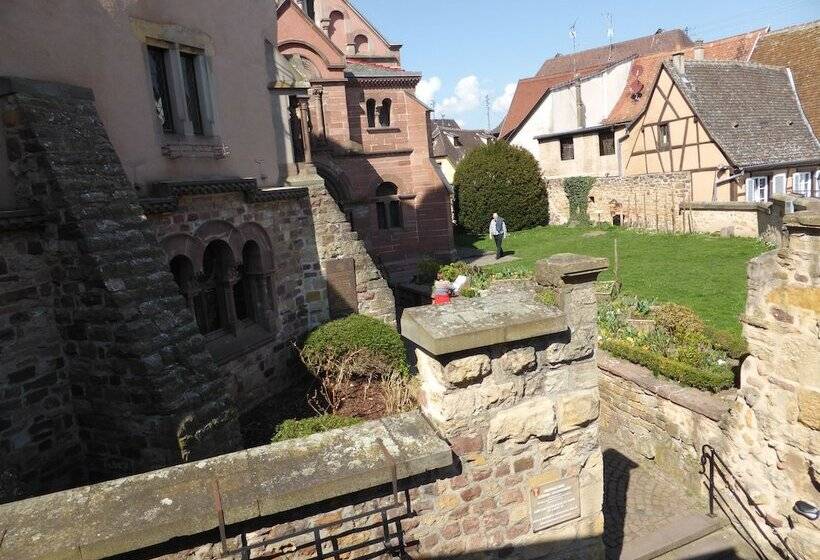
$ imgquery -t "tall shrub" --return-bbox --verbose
[454,141,549,234]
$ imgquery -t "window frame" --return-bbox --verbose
[745,176,768,203]
[792,171,811,197]
[559,136,575,161]
[180,51,205,135]
[598,129,616,156]
[772,173,786,196]
[657,123,671,150]
[147,45,176,134]
[379,98,392,128]
[366,98,377,128]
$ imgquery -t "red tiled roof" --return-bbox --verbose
[603,28,768,126]
[499,63,615,139]
[536,29,692,77]
[751,20,820,136]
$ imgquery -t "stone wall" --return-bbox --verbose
[684,201,785,243]
[0,78,242,494]
[596,208,820,559]
[547,172,691,231]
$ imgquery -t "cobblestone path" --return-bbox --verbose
[602,447,704,559]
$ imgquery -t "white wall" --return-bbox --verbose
[510,59,632,159]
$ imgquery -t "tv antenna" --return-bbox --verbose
[569,19,578,75]
[604,12,615,59]
[484,94,491,130]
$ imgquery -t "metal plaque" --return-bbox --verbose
[530,476,581,532]
[326,258,357,319]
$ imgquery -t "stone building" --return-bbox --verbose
[431,118,494,185]
[0,0,397,499]
[277,0,456,281]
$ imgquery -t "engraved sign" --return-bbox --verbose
[326,258,357,319]
[530,476,581,532]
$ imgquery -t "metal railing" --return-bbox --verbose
[211,438,409,559]
[700,444,801,560]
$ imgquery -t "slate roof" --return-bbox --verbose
[536,29,692,77]
[431,120,492,164]
[751,20,820,136]
[666,60,820,168]
[604,28,767,126]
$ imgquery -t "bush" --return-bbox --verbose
[601,338,734,392]
[704,326,748,360]
[272,415,361,442]
[454,141,549,234]
[562,176,596,224]
[301,314,408,377]
[416,257,441,284]
[653,303,704,339]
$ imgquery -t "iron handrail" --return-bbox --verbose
[700,444,801,560]
[212,437,408,559]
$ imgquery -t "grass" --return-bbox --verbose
[456,225,770,334]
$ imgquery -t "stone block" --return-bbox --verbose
[499,346,537,376]
[534,253,608,288]
[797,388,820,430]
[557,390,599,433]
[487,397,556,446]
[443,354,491,387]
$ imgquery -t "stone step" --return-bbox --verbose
[619,513,729,560]
[651,526,764,559]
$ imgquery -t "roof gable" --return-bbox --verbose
[666,60,820,168]
[277,0,347,74]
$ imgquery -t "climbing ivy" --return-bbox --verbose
[562,176,596,224]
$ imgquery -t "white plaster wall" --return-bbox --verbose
[0,0,284,189]
[510,59,632,160]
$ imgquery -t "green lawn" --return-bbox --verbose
[457,226,770,334]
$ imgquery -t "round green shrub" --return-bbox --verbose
[653,303,705,340]
[301,314,409,377]
[453,141,549,234]
[271,415,361,443]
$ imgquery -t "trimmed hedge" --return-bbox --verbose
[271,415,361,442]
[602,338,734,393]
[454,141,549,234]
[301,314,409,376]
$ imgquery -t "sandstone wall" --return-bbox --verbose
[547,172,691,231]
[596,210,820,559]
[0,78,242,494]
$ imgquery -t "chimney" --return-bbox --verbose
[694,40,704,60]
[672,52,685,74]
[575,81,586,128]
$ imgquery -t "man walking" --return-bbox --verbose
[489,213,507,259]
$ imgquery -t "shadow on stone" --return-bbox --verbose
[603,448,638,560]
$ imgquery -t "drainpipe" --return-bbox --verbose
[575,81,586,129]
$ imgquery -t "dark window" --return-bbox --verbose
[598,130,615,156]
[658,123,670,150]
[375,182,402,230]
[233,265,248,321]
[147,46,174,133]
[198,241,234,335]
[289,96,305,163]
[304,0,315,20]
[453,135,463,147]
[366,99,376,128]
[180,53,204,135]
[379,98,391,127]
[560,136,574,160]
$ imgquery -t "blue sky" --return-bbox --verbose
[354,0,818,130]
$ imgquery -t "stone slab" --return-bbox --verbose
[0,411,452,560]
[534,253,609,286]
[619,513,728,560]
[401,291,567,356]
[598,352,732,422]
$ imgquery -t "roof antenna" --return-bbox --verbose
[484,94,491,130]
[604,12,615,60]
[569,19,578,76]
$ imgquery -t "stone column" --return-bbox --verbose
[297,94,313,165]
[402,254,608,559]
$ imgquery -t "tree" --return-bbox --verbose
[453,141,549,234]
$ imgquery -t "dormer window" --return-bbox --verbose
[453,135,462,147]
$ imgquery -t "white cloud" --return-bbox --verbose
[415,76,442,106]
[492,82,517,113]
[436,75,481,115]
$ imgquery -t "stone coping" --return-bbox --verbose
[682,201,771,213]
[0,412,451,560]
[597,351,733,422]
[401,290,567,356]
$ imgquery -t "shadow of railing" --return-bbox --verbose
[701,444,798,560]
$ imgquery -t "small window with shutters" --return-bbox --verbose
[792,172,812,196]
[815,171,820,197]
[745,176,768,202]
[598,130,615,156]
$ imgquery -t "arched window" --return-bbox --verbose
[328,11,344,42]
[366,98,376,128]
[238,240,268,325]
[354,34,369,54]
[197,240,234,334]
[379,98,391,128]
[375,182,403,230]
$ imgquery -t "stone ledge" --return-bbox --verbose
[681,201,771,213]
[0,411,451,560]
[597,351,732,422]
[401,291,567,356]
